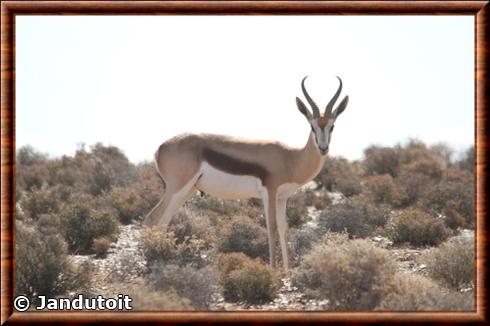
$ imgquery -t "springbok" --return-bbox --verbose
[144,76,349,271]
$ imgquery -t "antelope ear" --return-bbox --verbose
[296,97,312,119]
[333,95,349,119]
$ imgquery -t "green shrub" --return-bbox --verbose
[386,209,450,247]
[218,253,277,304]
[217,215,269,261]
[377,273,474,311]
[149,263,217,309]
[293,234,396,310]
[128,285,193,310]
[363,174,401,206]
[16,222,88,301]
[421,233,474,289]
[60,195,119,254]
[363,146,401,178]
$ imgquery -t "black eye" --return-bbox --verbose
[330,126,335,132]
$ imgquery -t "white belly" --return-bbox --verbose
[196,162,264,199]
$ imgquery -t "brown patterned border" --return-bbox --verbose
[1,1,488,325]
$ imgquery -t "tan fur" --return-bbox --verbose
[318,117,327,128]
[144,131,326,270]
[153,132,325,190]
[144,77,348,271]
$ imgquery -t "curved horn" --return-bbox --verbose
[325,76,343,117]
[301,76,320,118]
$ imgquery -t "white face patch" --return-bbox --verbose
[309,118,335,155]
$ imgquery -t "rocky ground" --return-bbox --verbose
[70,223,147,298]
[68,191,473,310]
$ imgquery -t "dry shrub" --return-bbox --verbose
[377,273,474,311]
[168,208,214,246]
[60,194,119,254]
[420,177,474,228]
[395,171,431,207]
[404,157,444,181]
[21,187,60,220]
[456,146,474,173]
[36,213,61,235]
[363,146,401,178]
[386,209,450,247]
[102,186,142,224]
[429,143,454,167]
[92,236,112,258]
[293,233,396,310]
[149,263,217,309]
[16,222,88,301]
[17,145,47,166]
[16,164,49,192]
[443,204,467,230]
[306,190,332,210]
[363,174,401,206]
[190,196,245,218]
[421,233,474,289]
[189,195,264,222]
[141,229,210,268]
[131,163,165,215]
[286,192,310,228]
[217,215,269,261]
[316,157,362,197]
[318,196,390,239]
[88,143,137,194]
[399,140,434,164]
[218,253,277,304]
[289,227,322,267]
[128,285,193,310]
[16,146,48,191]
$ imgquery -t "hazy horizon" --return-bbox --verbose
[16,16,474,163]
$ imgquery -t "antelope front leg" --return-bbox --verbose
[276,197,289,272]
[262,190,278,269]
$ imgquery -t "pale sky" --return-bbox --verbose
[16,16,474,163]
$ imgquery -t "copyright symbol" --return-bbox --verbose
[14,296,30,311]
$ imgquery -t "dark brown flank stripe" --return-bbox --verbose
[202,147,269,184]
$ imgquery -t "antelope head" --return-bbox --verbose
[296,76,349,155]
